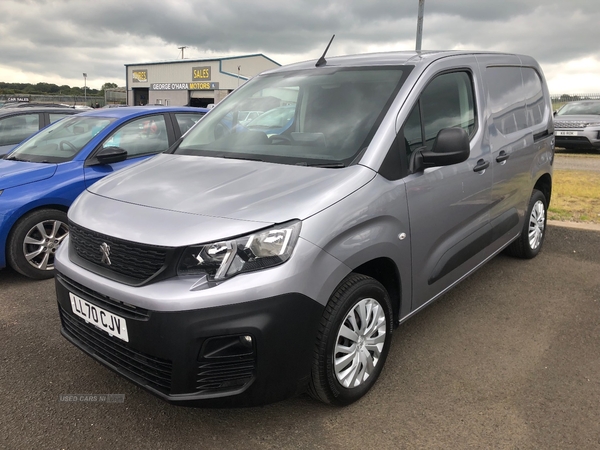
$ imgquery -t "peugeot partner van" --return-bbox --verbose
[54,51,554,407]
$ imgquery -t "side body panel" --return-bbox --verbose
[477,54,554,254]
[400,55,493,311]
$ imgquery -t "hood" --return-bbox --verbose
[87,154,376,224]
[0,159,57,190]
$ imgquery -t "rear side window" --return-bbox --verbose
[403,71,475,153]
[174,113,205,135]
[486,66,546,135]
[0,113,40,146]
[522,68,545,127]
[49,113,73,124]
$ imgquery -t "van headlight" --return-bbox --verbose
[177,220,301,280]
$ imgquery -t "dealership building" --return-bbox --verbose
[125,54,280,108]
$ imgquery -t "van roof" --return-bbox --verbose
[262,50,524,74]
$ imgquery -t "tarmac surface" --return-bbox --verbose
[1,224,599,449]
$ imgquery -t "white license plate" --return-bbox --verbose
[69,292,129,342]
[556,131,578,136]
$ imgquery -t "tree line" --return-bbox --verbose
[0,82,119,97]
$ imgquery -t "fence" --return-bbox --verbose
[551,93,600,111]
[105,88,127,105]
[0,94,105,107]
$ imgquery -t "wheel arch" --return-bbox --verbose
[534,173,552,205]
[351,257,402,325]
[5,203,70,257]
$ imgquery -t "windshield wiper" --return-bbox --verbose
[297,162,345,168]
[221,155,263,162]
[6,156,31,162]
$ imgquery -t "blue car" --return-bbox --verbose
[0,106,207,279]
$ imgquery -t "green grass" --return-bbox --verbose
[548,170,600,224]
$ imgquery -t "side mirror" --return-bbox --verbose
[95,146,128,165]
[410,128,470,173]
[553,110,557,117]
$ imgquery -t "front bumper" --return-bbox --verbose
[56,273,324,407]
[555,127,600,150]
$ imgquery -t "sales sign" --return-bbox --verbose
[192,66,211,81]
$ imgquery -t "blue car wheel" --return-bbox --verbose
[7,208,69,279]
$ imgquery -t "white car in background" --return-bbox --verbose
[553,100,600,152]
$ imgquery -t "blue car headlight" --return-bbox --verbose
[177,220,301,280]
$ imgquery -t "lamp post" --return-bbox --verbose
[83,73,87,105]
[415,0,425,51]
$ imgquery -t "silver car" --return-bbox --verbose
[553,100,600,151]
[55,51,554,407]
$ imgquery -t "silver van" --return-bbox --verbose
[54,51,554,407]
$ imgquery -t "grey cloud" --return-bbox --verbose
[0,0,599,90]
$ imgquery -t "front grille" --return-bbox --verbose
[69,222,169,283]
[60,306,173,394]
[554,120,588,129]
[554,136,590,143]
[196,358,255,394]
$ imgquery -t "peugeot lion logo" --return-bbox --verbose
[100,242,112,265]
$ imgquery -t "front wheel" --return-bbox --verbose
[506,189,547,259]
[308,274,393,406]
[7,209,69,279]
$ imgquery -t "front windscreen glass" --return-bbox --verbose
[7,115,114,163]
[174,67,407,166]
[557,101,600,116]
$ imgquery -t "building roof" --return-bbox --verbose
[125,53,280,67]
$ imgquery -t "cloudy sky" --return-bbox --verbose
[0,0,598,94]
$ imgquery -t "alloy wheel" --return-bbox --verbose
[22,220,69,271]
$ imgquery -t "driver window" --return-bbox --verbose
[103,115,168,158]
[404,71,475,153]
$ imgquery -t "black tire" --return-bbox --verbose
[7,209,69,279]
[308,273,393,406]
[506,189,547,259]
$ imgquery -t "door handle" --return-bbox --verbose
[496,151,509,163]
[473,159,490,172]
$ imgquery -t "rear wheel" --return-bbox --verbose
[506,189,547,259]
[308,273,393,406]
[7,209,69,279]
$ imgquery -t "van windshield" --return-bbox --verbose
[175,67,407,166]
[556,101,600,116]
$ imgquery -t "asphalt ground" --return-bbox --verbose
[1,224,599,449]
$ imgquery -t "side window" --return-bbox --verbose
[102,115,169,158]
[522,68,545,127]
[174,113,205,135]
[402,71,475,155]
[486,66,527,135]
[420,72,475,150]
[49,113,73,124]
[0,113,40,146]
